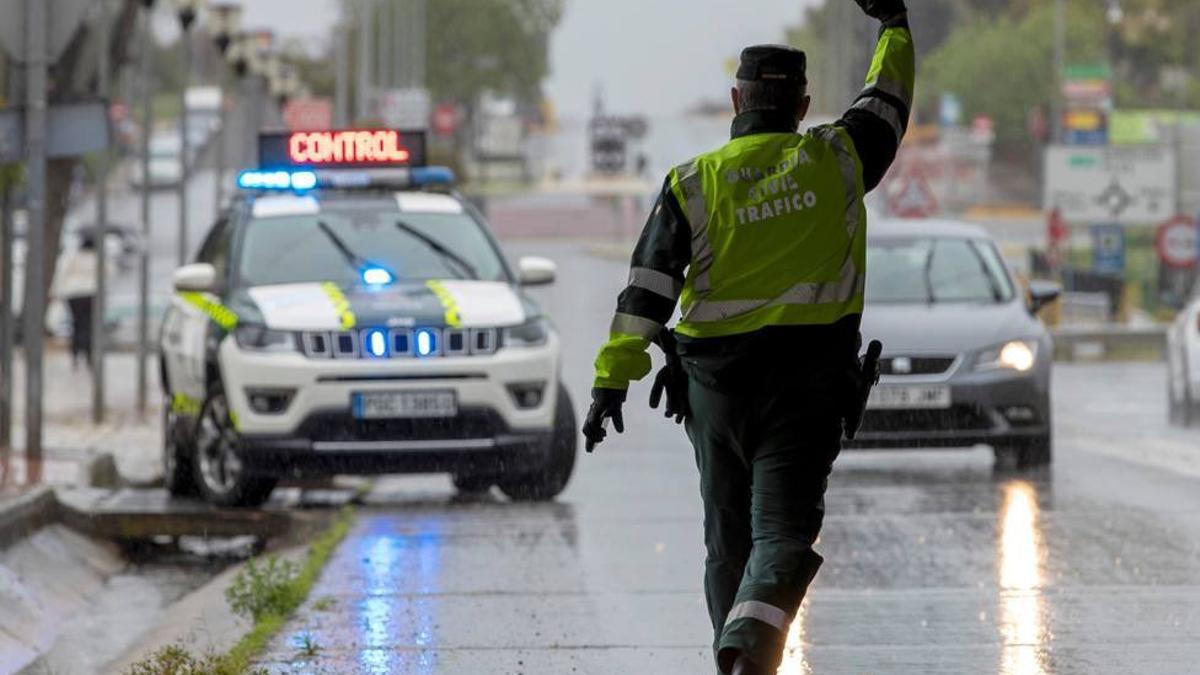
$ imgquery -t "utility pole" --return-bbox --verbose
[137,0,155,415]
[93,0,112,424]
[0,186,12,458]
[210,3,242,214]
[356,0,372,120]
[23,0,48,477]
[177,2,198,267]
[1051,0,1066,144]
[334,24,349,126]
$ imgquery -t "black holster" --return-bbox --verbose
[843,339,883,440]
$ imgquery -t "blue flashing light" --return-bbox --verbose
[409,167,456,187]
[415,328,437,357]
[361,266,394,286]
[365,329,388,358]
[236,169,318,192]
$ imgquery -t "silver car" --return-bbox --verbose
[850,219,1060,467]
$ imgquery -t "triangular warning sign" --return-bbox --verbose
[889,173,939,219]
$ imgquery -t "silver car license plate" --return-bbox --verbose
[868,385,952,410]
[353,390,458,419]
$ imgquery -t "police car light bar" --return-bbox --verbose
[235,167,456,192]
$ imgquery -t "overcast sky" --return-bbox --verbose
[217,0,819,117]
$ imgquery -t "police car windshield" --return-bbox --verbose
[236,206,507,287]
[866,237,1015,304]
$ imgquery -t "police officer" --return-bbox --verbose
[581,1,915,673]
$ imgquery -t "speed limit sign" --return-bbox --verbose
[1155,216,1199,269]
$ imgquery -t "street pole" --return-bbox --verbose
[177,5,196,267]
[334,25,349,127]
[356,0,372,120]
[0,187,12,458]
[1052,0,1066,144]
[214,64,227,214]
[93,0,112,424]
[137,2,154,415]
[23,0,48,477]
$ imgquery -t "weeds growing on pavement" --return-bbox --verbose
[311,596,336,612]
[226,555,301,622]
[295,632,322,658]
[123,508,355,675]
[123,643,267,675]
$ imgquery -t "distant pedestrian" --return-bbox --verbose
[54,235,99,368]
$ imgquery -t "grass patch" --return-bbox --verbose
[124,508,355,674]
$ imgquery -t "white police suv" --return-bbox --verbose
[160,129,575,506]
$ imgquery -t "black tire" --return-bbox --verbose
[163,404,199,497]
[452,473,496,494]
[193,381,277,508]
[994,434,1053,470]
[498,385,578,502]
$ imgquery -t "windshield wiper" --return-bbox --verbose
[394,220,479,280]
[967,241,1005,302]
[922,244,937,305]
[316,220,374,276]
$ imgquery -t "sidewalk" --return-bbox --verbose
[2,345,163,491]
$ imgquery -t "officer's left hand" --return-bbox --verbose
[650,362,690,424]
[583,388,626,452]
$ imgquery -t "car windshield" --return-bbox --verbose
[235,206,508,287]
[866,237,1015,304]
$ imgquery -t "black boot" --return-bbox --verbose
[731,654,765,675]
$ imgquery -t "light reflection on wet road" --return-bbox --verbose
[257,242,1200,674]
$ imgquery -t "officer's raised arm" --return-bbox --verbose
[837,0,915,192]
[582,178,692,451]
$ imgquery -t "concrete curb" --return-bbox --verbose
[0,486,58,550]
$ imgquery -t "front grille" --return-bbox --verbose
[298,409,503,443]
[880,355,957,376]
[859,405,992,433]
[301,327,499,360]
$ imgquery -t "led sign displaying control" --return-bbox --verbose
[258,129,428,169]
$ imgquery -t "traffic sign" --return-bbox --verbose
[282,98,333,132]
[888,172,939,218]
[379,88,431,131]
[432,103,459,137]
[1155,215,1199,269]
[1091,224,1125,274]
[1044,145,1176,225]
[0,0,91,62]
[0,101,110,163]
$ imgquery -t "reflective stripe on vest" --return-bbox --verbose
[611,312,662,339]
[851,96,905,143]
[628,267,681,301]
[673,159,716,294]
[684,256,862,323]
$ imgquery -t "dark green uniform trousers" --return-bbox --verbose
[685,363,845,674]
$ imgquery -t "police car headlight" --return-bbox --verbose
[234,324,298,353]
[975,340,1037,373]
[502,318,549,348]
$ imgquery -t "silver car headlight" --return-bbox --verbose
[502,317,549,348]
[975,340,1038,373]
[234,323,298,353]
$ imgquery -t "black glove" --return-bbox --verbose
[852,0,907,21]
[582,388,626,453]
[650,362,689,424]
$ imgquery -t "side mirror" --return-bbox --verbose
[518,256,557,286]
[173,262,217,292]
[1028,279,1061,315]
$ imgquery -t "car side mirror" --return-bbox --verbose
[1028,280,1061,315]
[518,256,556,286]
[174,262,217,292]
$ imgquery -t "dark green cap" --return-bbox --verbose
[736,44,807,85]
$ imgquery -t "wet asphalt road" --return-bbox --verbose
[253,240,1200,674]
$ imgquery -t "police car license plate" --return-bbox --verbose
[353,390,458,419]
[868,385,951,410]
